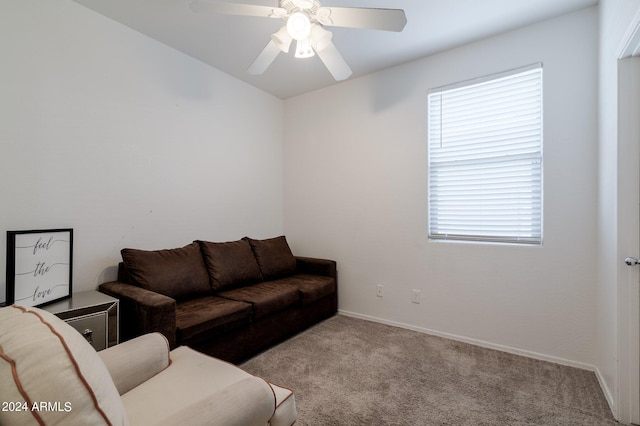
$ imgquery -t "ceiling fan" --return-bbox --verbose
[189,0,407,81]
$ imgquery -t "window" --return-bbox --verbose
[428,64,543,245]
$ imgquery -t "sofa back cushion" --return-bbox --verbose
[0,305,129,426]
[121,242,210,300]
[244,236,297,281]
[198,239,263,292]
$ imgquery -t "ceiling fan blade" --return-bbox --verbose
[189,0,285,18]
[315,41,352,81]
[318,7,407,32]
[248,40,281,75]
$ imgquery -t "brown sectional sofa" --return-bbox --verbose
[99,236,337,363]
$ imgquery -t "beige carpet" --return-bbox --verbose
[242,315,618,425]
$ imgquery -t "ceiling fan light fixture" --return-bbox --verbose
[294,38,315,58]
[309,24,332,52]
[272,26,293,53]
[189,0,405,81]
[287,12,312,41]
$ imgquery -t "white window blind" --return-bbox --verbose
[428,64,543,245]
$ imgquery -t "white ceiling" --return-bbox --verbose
[72,0,597,99]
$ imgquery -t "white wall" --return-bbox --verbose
[284,8,599,368]
[0,0,284,303]
[597,0,640,421]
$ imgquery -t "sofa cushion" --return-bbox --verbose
[121,346,277,426]
[121,242,210,300]
[0,305,129,426]
[269,274,336,305]
[198,239,263,292]
[176,296,252,342]
[245,236,297,280]
[218,282,300,319]
[150,376,276,426]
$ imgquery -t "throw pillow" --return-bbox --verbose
[244,236,297,280]
[121,242,210,300]
[198,239,263,292]
[0,305,129,426]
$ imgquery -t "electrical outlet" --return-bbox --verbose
[376,285,383,297]
[411,289,421,304]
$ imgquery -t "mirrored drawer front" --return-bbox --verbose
[66,313,108,351]
[42,292,119,351]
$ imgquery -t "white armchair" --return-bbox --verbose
[0,305,296,426]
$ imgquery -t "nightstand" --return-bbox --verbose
[42,290,118,351]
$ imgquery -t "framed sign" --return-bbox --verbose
[6,229,73,307]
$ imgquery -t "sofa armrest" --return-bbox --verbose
[99,333,170,395]
[154,376,276,426]
[295,256,337,279]
[99,281,177,348]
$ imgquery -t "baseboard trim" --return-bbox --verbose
[594,366,616,417]
[338,310,597,372]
